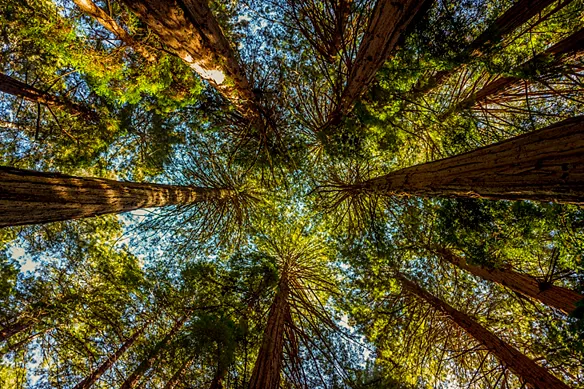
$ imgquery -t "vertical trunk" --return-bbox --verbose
[436,248,584,315]
[162,354,197,389]
[248,277,290,389]
[209,364,228,389]
[349,115,584,204]
[0,166,235,227]
[120,0,260,124]
[120,315,189,389]
[72,0,155,61]
[326,0,431,126]
[396,274,570,389]
[0,73,97,121]
[74,321,150,389]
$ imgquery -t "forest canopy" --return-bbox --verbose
[1,0,584,388]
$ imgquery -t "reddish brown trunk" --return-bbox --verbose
[437,248,584,315]
[0,166,235,227]
[0,73,97,121]
[162,354,197,389]
[72,0,155,61]
[209,365,228,389]
[74,321,150,389]
[353,115,584,204]
[248,277,290,389]
[397,274,570,389]
[326,0,431,126]
[120,315,189,389]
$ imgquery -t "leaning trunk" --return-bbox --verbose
[0,316,40,343]
[162,354,197,389]
[74,321,150,389]
[349,115,584,204]
[120,315,189,389]
[397,274,570,389]
[436,248,584,315]
[0,166,235,227]
[0,73,97,121]
[248,277,290,389]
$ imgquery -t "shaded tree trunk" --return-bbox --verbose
[0,316,41,343]
[72,0,155,61]
[248,276,290,389]
[162,354,197,389]
[436,248,584,315]
[74,321,150,389]
[120,315,189,389]
[344,115,584,204]
[0,73,97,121]
[0,166,235,227]
[326,0,431,126]
[209,364,228,389]
[120,0,261,124]
[397,274,570,389]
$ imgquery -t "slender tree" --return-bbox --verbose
[0,166,238,227]
[162,354,197,389]
[320,115,584,204]
[396,274,570,389]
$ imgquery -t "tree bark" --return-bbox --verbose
[0,166,235,227]
[74,321,150,389]
[72,0,156,62]
[396,274,570,389]
[209,364,228,389]
[436,248,584,315]
[326,0,431,126]
[0,73,98,121]
[120,0,260,124]
[348,115,584,204]
[162,353,197,389]
[248,276,290,389]
[120,315,189,389]
[0,317,39,343]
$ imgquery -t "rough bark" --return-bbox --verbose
[352,115,584,204]
[120,0,260,123]
[436,248,584,315]
[397,274,570,389]
[413,0,563,95]
[248,276,290,389]
[326,0,431,126]
[120,315,189,389]
[162,354,197,389]
[74,321,150,389]
[0,73,97,121]
[0,166,235,227]
[72,0,155,61]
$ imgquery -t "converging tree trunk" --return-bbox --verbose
[325,0,431,126]
[209,363,228,389]
[435,248,584,315]
[120,315,189,389]
[396,274,570,389]
[0,316,42,343]
[72,0,155,61]
[0,166,236,227]
[74,321,150,389]
[162,354,197,389]
[333,115,584,204]
[248,275,290,389]
[0,73,97,121]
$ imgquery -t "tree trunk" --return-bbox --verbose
[0,317,39,343]
[396,274,570,389]
[74,321,150,389]
[412,0,563,96]
[348,115,584,204]
[248,277,290,389]
[120,0,260,124]
[326,0,431,126]
[0,166,235,227]
[436,248,584,315]
[0,73,97,121]
[72,0,155,61]
[162,354,197,389]
[120,315,189,389]
[209,364,228,389]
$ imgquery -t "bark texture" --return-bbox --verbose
[120,0,260,123]
[354,115,584,204]
[0,73,97,121]
[326,0,431,125]
[0,166,234,227]
[73,0,155,61]
[74,321,150,389]
[438,248,584,314]
[162,354,197,389]
[397,274,570,389]
[248,277,290,389]
[120,315,189,389]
